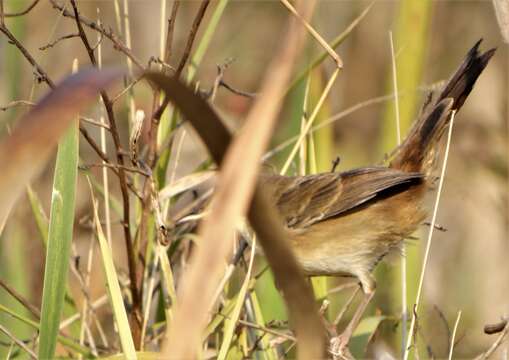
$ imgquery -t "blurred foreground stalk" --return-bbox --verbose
[0,2,31,357]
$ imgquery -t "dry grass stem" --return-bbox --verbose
[404,110,457,358]
[448,310,462,360]
[280,0,343,68]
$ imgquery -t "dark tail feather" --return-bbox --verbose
[390,40,495,173]
[438,39,496,110]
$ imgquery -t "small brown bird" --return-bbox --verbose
[259,40,495,355]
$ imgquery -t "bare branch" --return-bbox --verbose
[4,0,40,18]
[39,33,79,50]
[49,0,144,70]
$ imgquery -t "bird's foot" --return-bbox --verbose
[329,334,355,360]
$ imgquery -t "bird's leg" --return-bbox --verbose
[329,275,376,359]
[333,286,361,327]
[318,284,360,338]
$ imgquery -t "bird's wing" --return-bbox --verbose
[260,167,423,228]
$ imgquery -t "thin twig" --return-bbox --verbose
[434,304,452,353]
[389,31,401,145]
[238,319,296,342]
[263,91,414,161]
[111,74,144,103]
[0,1,4,26]
[333,286,360,326]
[91,26,104,51]
[423,222,448,232]
[39,33,79,50]
[280,0,342,68]
[70,0,141,345]
[280,67,340,174]
[79,126,110,164]
[0,19,113,173]
[60,295,109,329]
[0,278,40,319]
[389,30,407,356]
[0,100,35,111]
[287,2,373,92]
[164,0,180,67]
[69,244,99,356]
[80,116,110,130]
[152,0,211,122]
[4,0,39,17]
[324,282,358,297]
[138,3,213,318]
[220,80,256,98]
[448,310,462,360]
[148,56,175,73]
[0,323,37,359]
[70,1,95,63]
[176,0,211,75]
[80,163,150,177]
[0,24,55,87]
[49,0,144,70]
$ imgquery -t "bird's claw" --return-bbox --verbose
[329,335,354,360]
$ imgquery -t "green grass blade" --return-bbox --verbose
[0,225,33,358]
[38,117,79,359]
[218,239,256,360]
[308,69,334,302]
[0,303,92,356]
[157,0,230,184]
[26,185,82,340]
[85,168,123,217]
[186,0,230,83]
[26,186,49,245]
[248,291,277,360]
[158,246,177,321]
[350,315,389,355]
[89,182,137,360]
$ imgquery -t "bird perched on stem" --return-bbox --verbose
[259,40,495,357]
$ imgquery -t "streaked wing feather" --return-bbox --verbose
[260,167,423,228]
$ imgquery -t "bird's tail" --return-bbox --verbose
[389,40,495,173]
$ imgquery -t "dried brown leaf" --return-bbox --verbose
[0,68,123,228]
[146,2,325,358]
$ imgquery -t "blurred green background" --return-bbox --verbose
[0,1,507,358]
